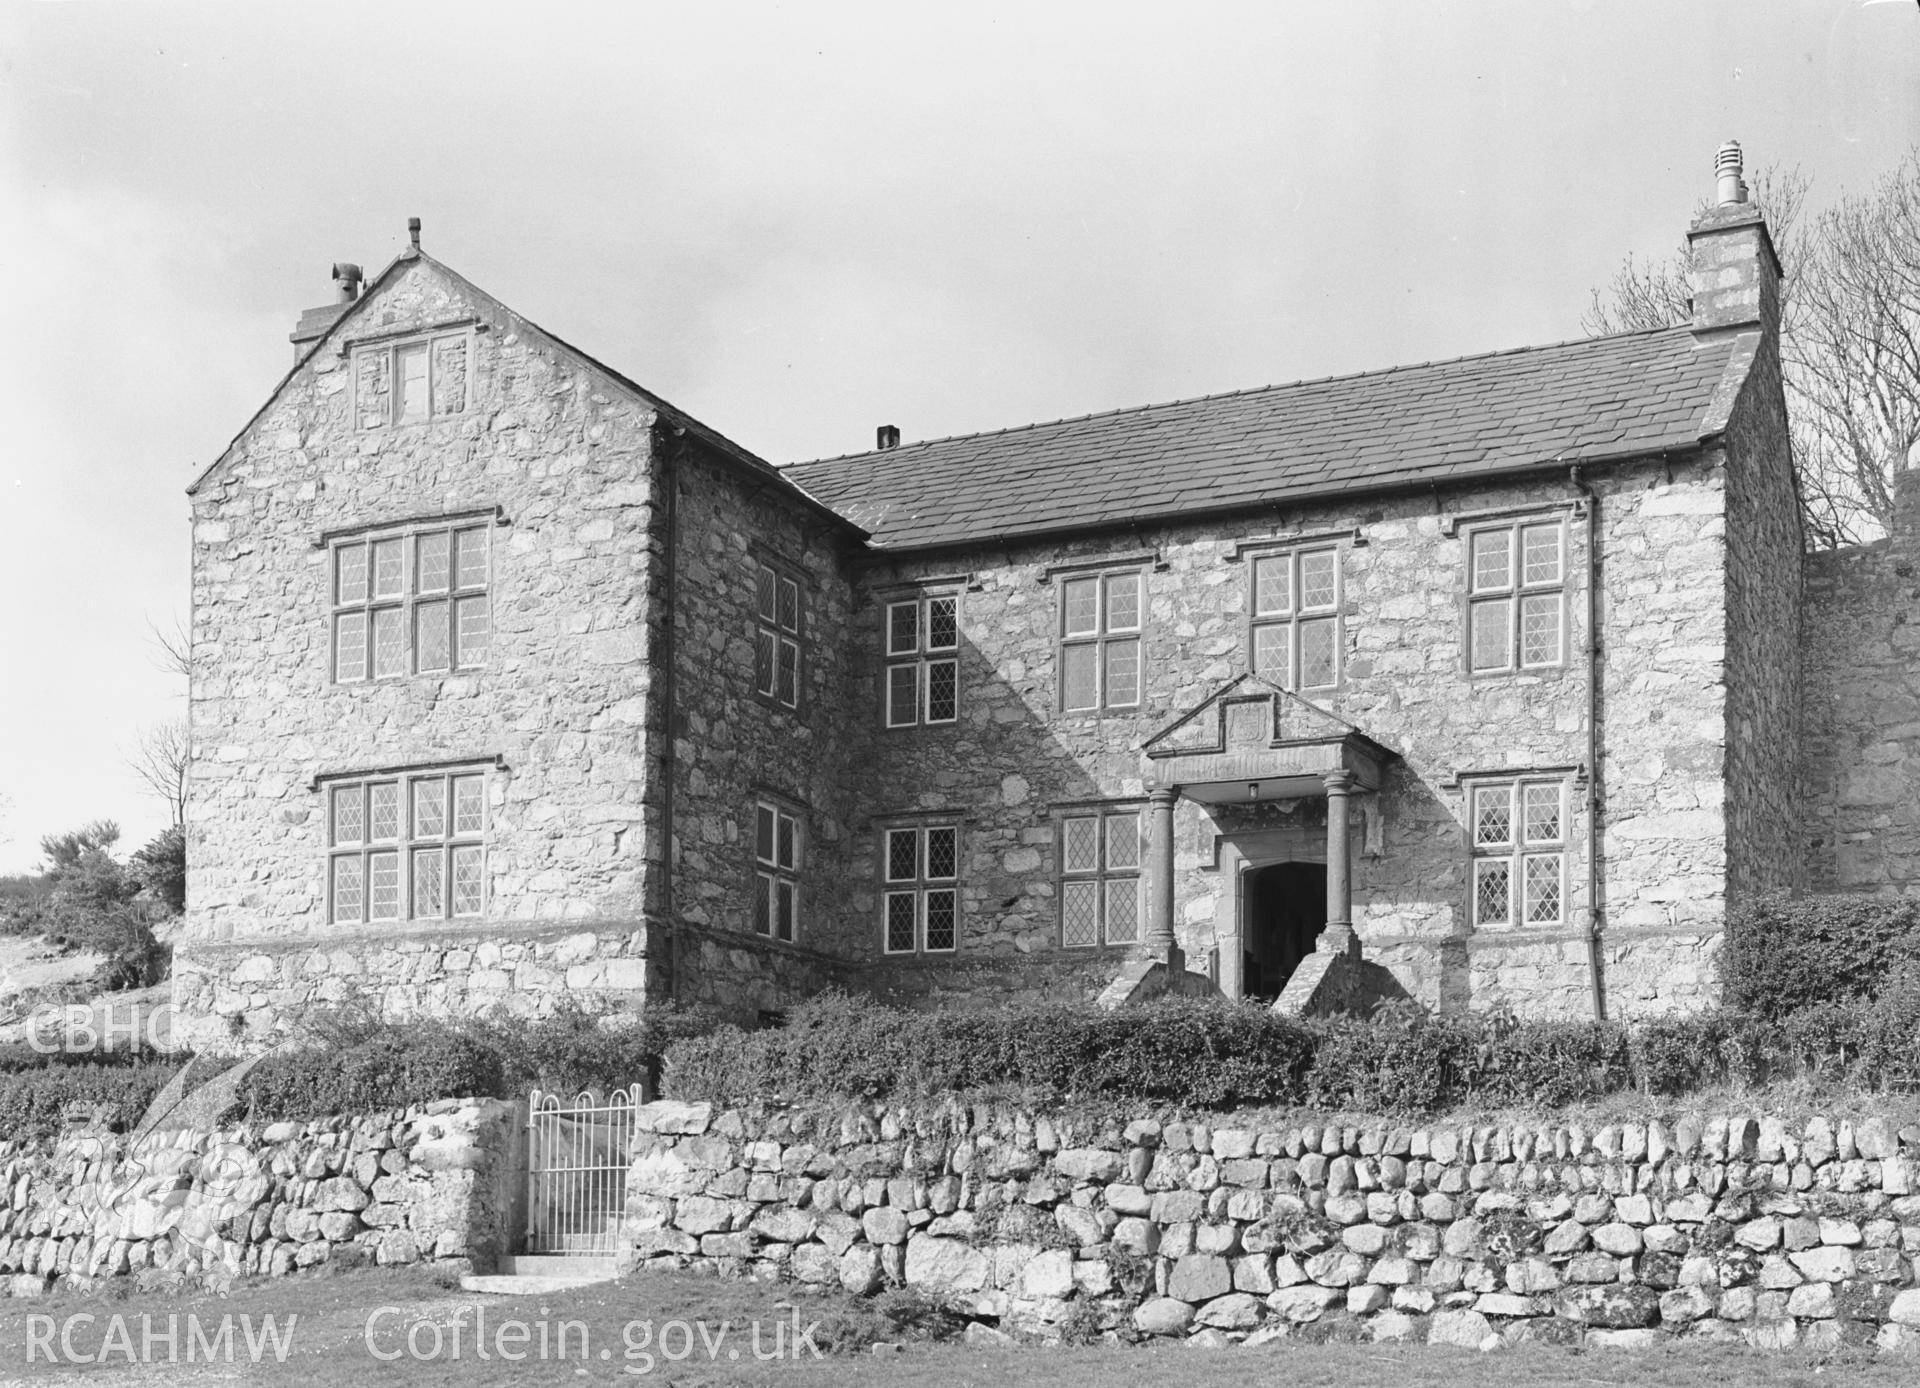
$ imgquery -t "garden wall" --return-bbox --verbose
[0,1098,518,1293]
[622,1099,1920,1352]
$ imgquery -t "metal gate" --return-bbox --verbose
[524,1085,642,1256]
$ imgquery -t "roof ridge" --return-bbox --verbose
[785,324,1695,470]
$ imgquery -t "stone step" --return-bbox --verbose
[459,1273,616,1296]
[459,1254,620,1295]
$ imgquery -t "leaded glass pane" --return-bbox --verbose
[754,629,775,696]
[1470,528,1511,593]
[887,663,918,727]
[1104,879,1139,944]
[776,812,797,871]
[1523,783,1562,843]
[336,544,368,604]
[885,892,917,953]
[451,845,484,916]
[1062,643,1099,711]
[454,527,487,589]
[1474,858,1512,926]
[926,660,958,722]
[335,612,367,682]
[755,566,776,621]
[453,775,485,835]
[755,805,776,863]
[887,602,918,656]
[415,599,450,673]
[1522,524,1562,586]
[1105,814,1140,872]
[926,827,957,880]
[1524,853,1563,924]
[886,829,918,883]
[1062,817,1099,874]
[753,873,772,934]
[1469,598,1511,672]
[413,848,444,918]
[1519,593,1561,666]
[777,578,799,633]
[1104,572,1141,631]
[1300,550,1337,609]
[413,777,446,839]
[777,638,799,706]
[775,881,797,941]
[1252,555,1291,617]
[372,607,405,678]
[369,851,401,921]
[925,890,957,951]
[1252,623,1289,684]
[416,531,450,594]
[332,856,363,923]
[1298,617,1337,689]
[455,595,490,664]
[372,539,405,599]
[927,597,958,651]
[1061,881,1099,947]
[369,783,399,841]
[1104,638,1141,707]
[1062,577,1099,637]
[1473,785,1513,847]
[331,786,364,846]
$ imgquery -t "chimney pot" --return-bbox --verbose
[408,216,422,251]
[877,424,900,451]
[1715,140,1748,206]
[331,262,364,303]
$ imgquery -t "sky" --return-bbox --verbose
[0,0,1917,873]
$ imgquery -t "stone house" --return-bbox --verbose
[174,146,1813,1043]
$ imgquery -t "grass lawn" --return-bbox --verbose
[0,1266,1904,1386]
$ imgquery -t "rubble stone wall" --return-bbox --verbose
[168,924,651,1050]
[845,457,1730,1017]
[185,254,666,947]
[0,1098,517,1294]
[623,1099,1920,1352]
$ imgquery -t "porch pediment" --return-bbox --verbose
[1141,672,1397,802]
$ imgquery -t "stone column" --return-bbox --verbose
[1145,787,1178,958]
[1320,769,1356,957]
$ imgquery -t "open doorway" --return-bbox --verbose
[1243,862,1328,1002]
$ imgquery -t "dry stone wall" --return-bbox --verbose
[0,1098,516,1296]
[623,1099,1920,1352]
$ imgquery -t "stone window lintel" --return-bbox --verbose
[310,753,506,793]
[310,504,509,550]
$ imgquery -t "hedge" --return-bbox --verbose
[1722,891,1920,1020]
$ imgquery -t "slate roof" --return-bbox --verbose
[785,326,1743,553]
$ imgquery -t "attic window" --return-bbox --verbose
[354,328,471,429]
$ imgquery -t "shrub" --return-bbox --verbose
[492,1002,725,1096]
[236,1020,504,1120]
[662,993,1319,1109]
[0,1061,183,1140]
[1723,892,1920,1019]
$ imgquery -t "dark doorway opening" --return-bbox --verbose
[1244,862,1328,1002]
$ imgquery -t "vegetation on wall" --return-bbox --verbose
[7,891,1920,1139]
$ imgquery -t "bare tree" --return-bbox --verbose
[1788,152,1920,547]
[146,615,190,681]
[1584,163,1920,546]
[128,720,189,829]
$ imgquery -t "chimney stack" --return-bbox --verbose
[289,260,365,363]
[876,424,900,451]
[1687,140,1780,340]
